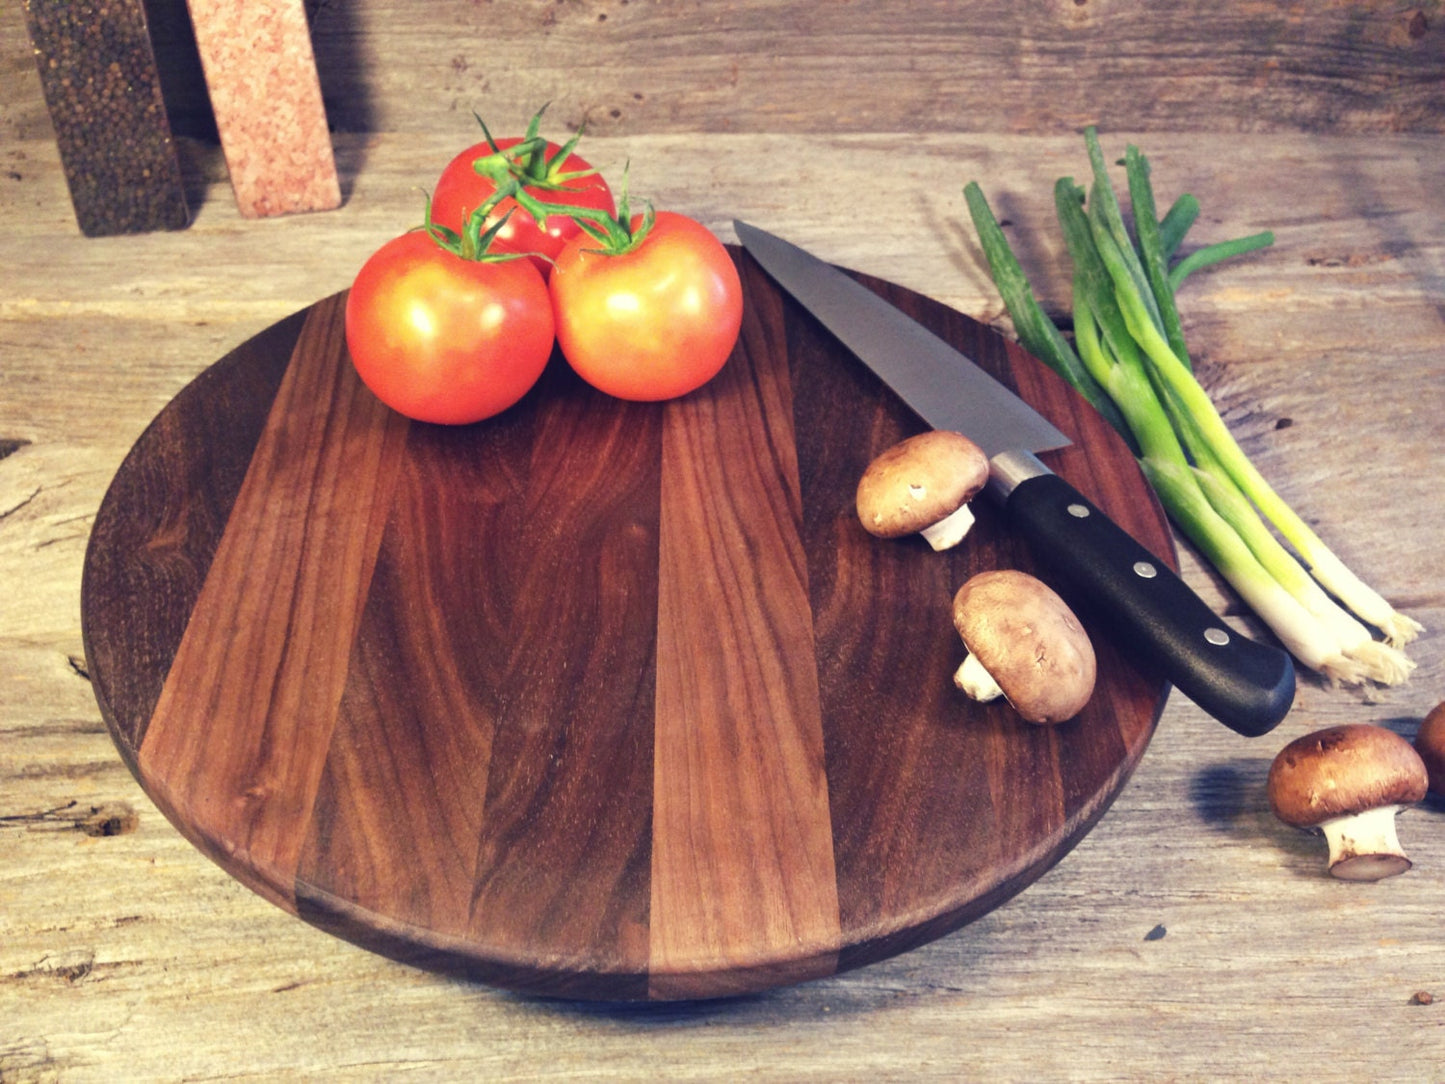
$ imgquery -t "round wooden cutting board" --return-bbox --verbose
[81,248,1174,1001]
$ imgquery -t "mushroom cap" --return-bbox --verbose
[1267,724,1429,828]
[856,431,989,539]
[1415,701,1445,796]
[951,569,1096,724]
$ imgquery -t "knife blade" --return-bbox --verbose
[734,220,1293,737]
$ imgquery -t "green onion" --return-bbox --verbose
[1187,458,1413,684]
[1158,194,1199,262]
[962,181,1127,438]
[1169,232,1275,292]
[964,129,1421,684]
[1139,457,1359,679]
[1124,145,1190,369]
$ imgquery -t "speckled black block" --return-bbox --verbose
[24,0,189,237]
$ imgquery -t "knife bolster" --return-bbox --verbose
[985,449,1051,504]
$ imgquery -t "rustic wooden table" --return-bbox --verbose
[3,2,1443,1079]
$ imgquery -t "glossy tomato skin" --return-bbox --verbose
[345,231,555,425]
[549,212,744,402]
[430,137,615,275]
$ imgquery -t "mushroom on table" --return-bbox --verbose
[855,430,990,551]
[1267,723,1429,881]
[1414,701,1445,795]
[951,569,1096,725]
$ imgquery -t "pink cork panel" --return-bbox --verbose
[186,0,341,217]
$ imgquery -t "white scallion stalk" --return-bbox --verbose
[1078,267,1395,684]
[1140,457,1363,684]
[1162,393,1415,683]
[1108,247,1421,649]
[1189,460,1415,685]
[1300,548,1424,649]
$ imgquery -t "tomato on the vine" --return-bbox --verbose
[549,211,743,402]
[430,111,614,276]
[345,230,555,426]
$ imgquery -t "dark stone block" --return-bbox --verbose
[24,0,190,237]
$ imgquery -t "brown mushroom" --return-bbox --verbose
[951,569,1096,724]
[1414,701,1445,796]
[856,431,990,551]
[1267,724,1429,881]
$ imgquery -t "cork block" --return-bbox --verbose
[23,0,190,237]
[186,0,341,218]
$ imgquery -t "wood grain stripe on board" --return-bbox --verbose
[460,375,662,998]
[296,366,664,998]
[137,294,410,912]
[83,308,307,769]
[295,432,510,946]
[780,272,1007,965]
[649,269,841,1000]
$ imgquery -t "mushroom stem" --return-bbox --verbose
[920,503,977,551]
[954,652,1004,703]
[1318,805,1411,881]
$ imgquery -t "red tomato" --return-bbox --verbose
[431,137,615,276]
[345,231,555,425]
[549,212,743,402]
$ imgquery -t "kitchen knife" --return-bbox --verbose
[734,219,1294,737]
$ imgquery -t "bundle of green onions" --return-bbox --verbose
[964,128,1420,686]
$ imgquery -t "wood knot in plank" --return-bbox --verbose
[0,800,139,836]
[12,950,96,984]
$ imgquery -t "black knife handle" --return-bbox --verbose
[1004,471,1294,737]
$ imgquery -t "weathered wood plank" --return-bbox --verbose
[307,0,1445,138]
[6,0,1445,152]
